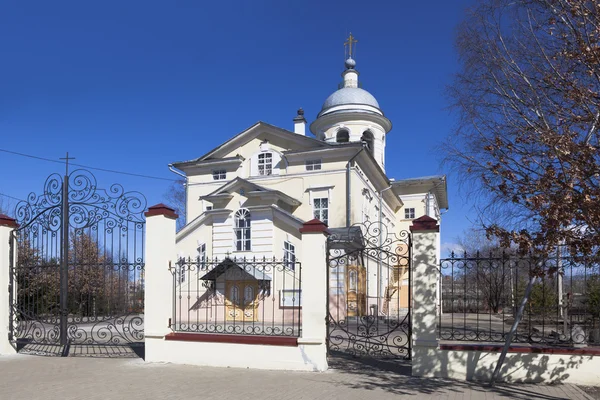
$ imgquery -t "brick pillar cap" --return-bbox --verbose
[299,218,330,235]
[145,203,179,220]
[0,214,19,228]
[410,215,439,232]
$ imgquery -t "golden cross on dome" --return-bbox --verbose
[344,33,358,58]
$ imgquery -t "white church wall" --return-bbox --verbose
[212,212,234,257]
[247,209,273,257]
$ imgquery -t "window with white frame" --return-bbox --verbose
[405,207,415,219]
[283,241,296,270]
[280,289,302,307]
[197,243,206,270]
[258,152,272,176]
[313,198,329,225]
[212,169,226,180]
[234,209,251,251]
[305,159,322,171]
[177,257,186,284]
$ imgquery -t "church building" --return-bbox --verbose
[168,36,448,326]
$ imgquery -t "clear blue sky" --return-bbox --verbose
[0,0,476,250]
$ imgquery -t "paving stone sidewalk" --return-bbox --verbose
[0,354,594,400]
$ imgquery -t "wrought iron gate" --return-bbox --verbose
[8,169,146,356]
[326,222,412,359]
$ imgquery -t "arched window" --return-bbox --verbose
[362,131,374,155]
[349,270,357,292]
[234,209,251,251]
[336,129,349,143]
[244,286,254,305]
[230,285,240,306]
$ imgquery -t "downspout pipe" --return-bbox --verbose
[168,164,188,226]
[346,148,365,227]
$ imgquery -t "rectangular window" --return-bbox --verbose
[197,243,206,270]
[258,153,272,176]
[205,205,213,211]
[178,258,186,284]
[305,159,322,171]
[283,241,296,270]
[313,198,329,225]
[212,169,226,180]
[280,289,302,308]
[405,207,415,219]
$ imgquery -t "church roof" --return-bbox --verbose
[321,87,380,113]
[170,121,329,170]
[392,175,449,210]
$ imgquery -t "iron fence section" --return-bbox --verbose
[439,252,600,348]
[9,169,146,355]
[170,255,301,337]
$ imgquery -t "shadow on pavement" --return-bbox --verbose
[327,351,576,399]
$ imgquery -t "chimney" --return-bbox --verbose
[293,108,306,135]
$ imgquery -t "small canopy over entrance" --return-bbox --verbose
[199,258,272,282]
[328,226,364,251]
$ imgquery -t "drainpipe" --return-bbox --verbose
[168,164,188,225]
[346,148,365,227]
[378,185,394,315]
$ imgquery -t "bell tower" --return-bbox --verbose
[310,34,392,171]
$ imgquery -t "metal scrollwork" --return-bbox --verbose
[326,221,412,359]
[9,169,147,357]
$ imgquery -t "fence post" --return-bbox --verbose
[144,204,177,361]
[410,215,440,374]
[0,214,18,355]
[298,219,329,371]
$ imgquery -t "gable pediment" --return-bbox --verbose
[171,122,329,170]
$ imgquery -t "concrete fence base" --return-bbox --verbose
[146,337,327,371]
[413,346,600,385]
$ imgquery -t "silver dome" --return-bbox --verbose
[321,87,380,111]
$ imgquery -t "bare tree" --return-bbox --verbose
[164,179,185,230]
[446,0,600,256]
[0,196,13,216]
[453,229,517,313]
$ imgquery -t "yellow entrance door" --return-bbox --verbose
[225,281,259,322]
[347,267,366,317]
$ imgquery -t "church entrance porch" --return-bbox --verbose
[327,223,412,360]
[225,280,259,322]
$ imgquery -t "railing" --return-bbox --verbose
[170,256,301,337]
[439,252,600,348]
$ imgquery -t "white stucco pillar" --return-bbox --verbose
[144,204,177,361]
[297,219,329,371]
[0,214,18,355]
[410,215,440,370]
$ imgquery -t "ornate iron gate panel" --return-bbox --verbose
[8,169,146,356]
[326,222,412,359]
